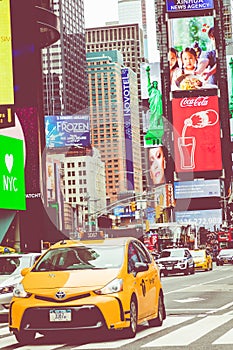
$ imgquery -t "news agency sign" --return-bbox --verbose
[166,0,214,12]
[0,135,26,210]
[45,115,91,148]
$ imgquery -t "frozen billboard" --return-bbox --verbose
[172,95,222,173]
[45,115,91,148]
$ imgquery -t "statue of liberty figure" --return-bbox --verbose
[145,66,164,145]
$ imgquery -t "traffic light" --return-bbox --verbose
[130,201,136,212]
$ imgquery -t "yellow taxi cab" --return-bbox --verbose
[190,249,213,271]
[0,246,15,254]
[9,235,166,345]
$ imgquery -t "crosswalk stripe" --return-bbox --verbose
[0,325,8,336]
[71,316,193,349]
[142,314,233,347]
[212,328,233,345]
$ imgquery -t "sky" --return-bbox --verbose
[83,0,158,62]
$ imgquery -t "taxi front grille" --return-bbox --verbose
[21,306,105,330]
[35,293,91,303]
[162,260,178,267]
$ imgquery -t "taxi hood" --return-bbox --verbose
[22,268,120,291]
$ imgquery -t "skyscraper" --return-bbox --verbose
[118,0,148,59]
[42,0,88,116]
[86,23,147,192]
[86,50,142,203]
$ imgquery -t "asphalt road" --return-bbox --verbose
[1,263,233,349]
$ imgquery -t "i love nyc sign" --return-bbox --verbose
[0,135,26,210]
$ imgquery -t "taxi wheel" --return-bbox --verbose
[148,293,164,327]
[123,297,138,338]
[14,330,36,345]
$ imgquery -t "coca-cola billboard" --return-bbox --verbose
[172,95,222,173]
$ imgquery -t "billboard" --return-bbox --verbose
[174,179,223,199]
[175,209,222,230]
[168,16,217,92]
[172,95,222,173]
[121,68,134,191]
[166,0,214,12]
[0,0,14,106]
[0,135,25,210]
[146,146,167,186]
[45,115,91,148]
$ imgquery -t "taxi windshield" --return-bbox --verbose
[191,250,205,258]
[160,250,184,258]
[33,245,124,271]
[219,249,233,256]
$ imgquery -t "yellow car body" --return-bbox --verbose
[190,249,213,271]
[9,237,166,344]
[0,246,15,254]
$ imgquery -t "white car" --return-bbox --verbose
[0,253,41,314]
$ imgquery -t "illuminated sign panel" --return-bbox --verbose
[166,0,214,12]
[175,209,222,230]
[121,68,134,191]
[0,0,14,105]
[0,135,25,210]
[168,16,217,92]
[45,115,91,148]
[174,179,222,199]
[172,95,222,173]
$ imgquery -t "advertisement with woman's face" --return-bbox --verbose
[147,146,167,186]
[168,16,217,92]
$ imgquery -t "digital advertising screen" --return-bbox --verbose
[166,0,214,13]
[168,15,217,92]
[0,135,25,210]
[45,115,91,148]
[172,95,222,173]
[175,208,222,230]
[0,0,14,106]
[174,179,223,199]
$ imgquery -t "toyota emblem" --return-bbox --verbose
[55,290,66,299]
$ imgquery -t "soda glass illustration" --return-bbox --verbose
[178,109,219,170]
[178,136,196,169]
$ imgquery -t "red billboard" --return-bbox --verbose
[172,95,222,173]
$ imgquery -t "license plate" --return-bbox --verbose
[49,309,71,322]
[166,267,172,270]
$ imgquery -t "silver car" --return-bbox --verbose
[0,253,41,314]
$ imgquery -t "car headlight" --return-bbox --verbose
[0,285,16,294]
[178,259,186,263]
[13,283,31,298]
[94,278,123,295]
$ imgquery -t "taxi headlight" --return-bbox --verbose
[94,278,123,295]
[13,283,31,298]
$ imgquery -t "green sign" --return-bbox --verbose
[0,135,26,210]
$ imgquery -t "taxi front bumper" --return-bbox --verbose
[9,294,130,333]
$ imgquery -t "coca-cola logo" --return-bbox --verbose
[180,96,209,107]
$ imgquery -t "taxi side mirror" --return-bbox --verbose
[134,262,149,273]
[21,267,31,276]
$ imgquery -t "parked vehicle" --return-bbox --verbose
[0,253,41,314]
[156,247,195,276]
